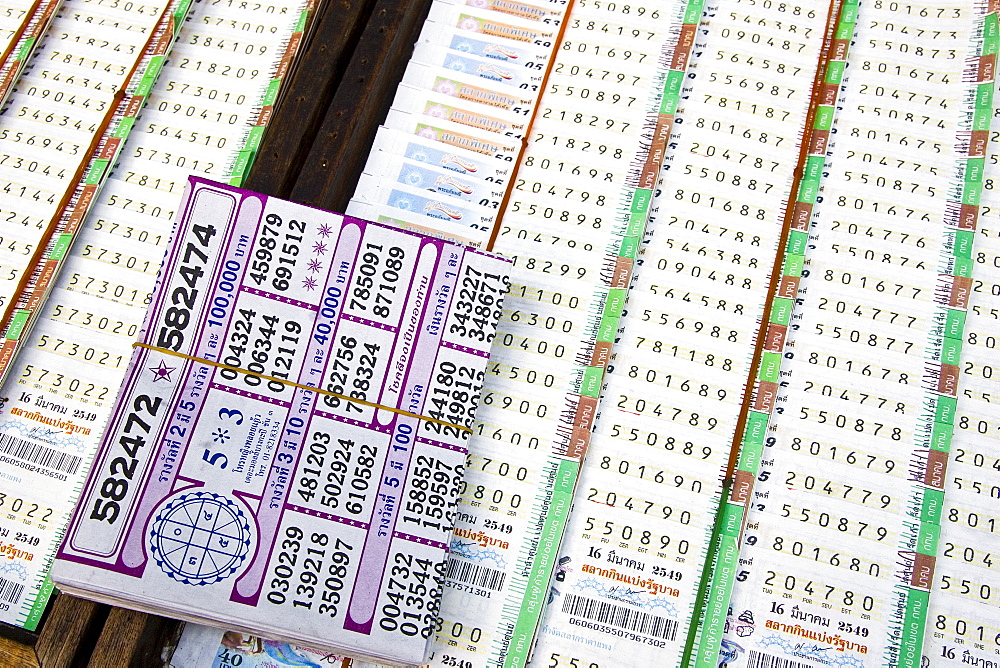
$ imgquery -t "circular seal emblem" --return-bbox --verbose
[149,491,252,585]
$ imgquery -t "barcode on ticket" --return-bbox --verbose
[446,558,506,592]
[560,594,678,641]
[0,434,81,475]
[746,650,815,668]
[0,576,24,606]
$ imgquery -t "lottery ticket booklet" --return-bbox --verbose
[51,177,511,666]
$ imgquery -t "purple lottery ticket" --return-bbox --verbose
[52,177,510,665]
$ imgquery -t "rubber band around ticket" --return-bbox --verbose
[132,341,473,433]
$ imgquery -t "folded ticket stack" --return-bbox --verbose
[51,177,511,665]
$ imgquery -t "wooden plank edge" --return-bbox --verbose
[290,0,435,211]
[244,0,383,198]
[36,593,109,668]
[86,607,183,667]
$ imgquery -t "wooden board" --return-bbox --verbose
[289,0,434,211]
[35,595,106,667]
[245,0,385,199]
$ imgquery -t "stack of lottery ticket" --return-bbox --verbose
[52,177,511,665]
[347,0,567,245]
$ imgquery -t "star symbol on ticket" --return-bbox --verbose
[311,241,328,255]
[317,224,333,238]
[307,258,323,273]
[302,276,318,291]
[149,360,175,382]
